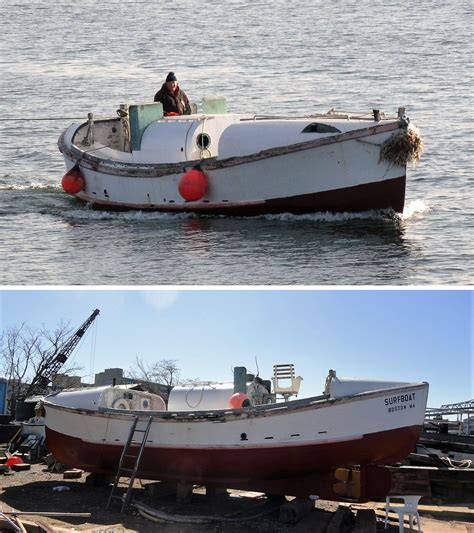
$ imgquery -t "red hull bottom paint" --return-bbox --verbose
[46,424,420,499]
[77,176,406,215]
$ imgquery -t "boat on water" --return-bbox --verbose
[43,368,429,501]
[58,98,423,215]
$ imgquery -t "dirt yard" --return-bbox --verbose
[0,462,472,532]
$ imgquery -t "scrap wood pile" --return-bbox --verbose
[0,455,31,475]
[380,124,424,166]
[0,511,34,533]
[0,510,92,533]
[0,452,71,478]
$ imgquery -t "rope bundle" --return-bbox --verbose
[379,124,424,166]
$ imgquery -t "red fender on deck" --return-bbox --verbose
[228,393,251,408]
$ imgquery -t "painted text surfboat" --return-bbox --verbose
[43,369,429,500]
[58,99,423,215]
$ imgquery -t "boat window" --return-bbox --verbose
[196,133,211,149]
[302,123,341,134]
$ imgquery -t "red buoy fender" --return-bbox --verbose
[228,392,251,409]
[62,166,85,195]
[6,456,23,467]
[178,167,208,202]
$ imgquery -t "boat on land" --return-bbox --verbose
[43,369,429,501]
[58,98,423,215]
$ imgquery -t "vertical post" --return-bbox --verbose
[84,113,94,146]
[233,367,247,394]
[119,104,130,152]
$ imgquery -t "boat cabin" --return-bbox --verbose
[69,99,368,167]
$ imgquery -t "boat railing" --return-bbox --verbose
[99,392,331,420]
[245,110,401,122]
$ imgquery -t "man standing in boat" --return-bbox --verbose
[154,72,191,116]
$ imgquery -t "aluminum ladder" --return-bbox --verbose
[106,416,153,512]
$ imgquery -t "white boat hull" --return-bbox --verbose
[59,112,410,214]
[44,381,428,499]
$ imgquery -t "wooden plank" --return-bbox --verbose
[63,468,83,479]
[12,463,31,472]
[290,509,333,533]
[389,467,431,496]
[2,511,91,517]
[176,481,193,503]
[353,509,376,533]
[325,505,353,533]
[390,465,474,503]
[13,516,27,533]
[278,497,314,524]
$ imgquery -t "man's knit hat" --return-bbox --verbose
[166,72,177,82]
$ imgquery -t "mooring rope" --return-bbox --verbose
[200,116,207,159]
[440,456,472,469]
[0,117,104,121]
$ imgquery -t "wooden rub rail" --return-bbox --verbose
[58,120,401,178]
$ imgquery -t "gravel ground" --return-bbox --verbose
[0,462,317,532]
[0,462,471,532]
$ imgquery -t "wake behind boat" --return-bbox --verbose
[58,98,423,215]
[43,367,428,501]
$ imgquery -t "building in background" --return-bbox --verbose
[94,368,135,386]
[52,374,83,390]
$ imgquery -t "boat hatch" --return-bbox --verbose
[301,123,341,134]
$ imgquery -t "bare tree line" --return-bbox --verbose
[1,321,185,415]
[0,321,81,415]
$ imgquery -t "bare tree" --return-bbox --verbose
[0,324,37,415]
[127,357,182,402]
[0,321,83,416]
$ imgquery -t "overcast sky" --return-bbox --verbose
[1,289,471,408]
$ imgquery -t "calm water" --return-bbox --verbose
[1,0,472,285]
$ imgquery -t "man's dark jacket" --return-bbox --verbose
[154,84,191,115]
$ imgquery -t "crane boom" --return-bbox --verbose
[24,308,100,398]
